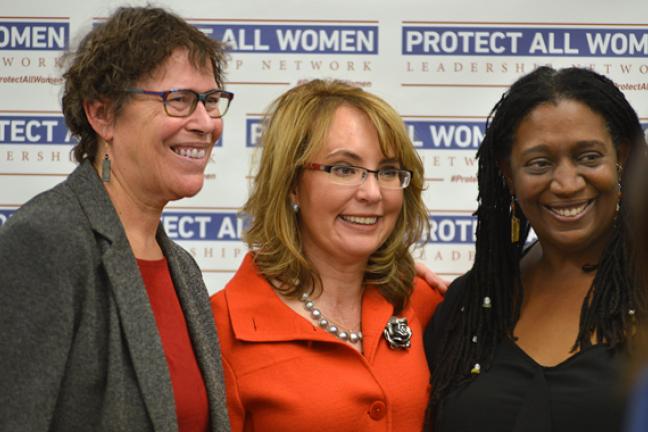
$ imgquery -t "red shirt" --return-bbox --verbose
[137,258,209,432]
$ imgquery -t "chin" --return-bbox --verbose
[170,181,205,200]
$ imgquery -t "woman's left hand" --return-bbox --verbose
[415,261,448,296]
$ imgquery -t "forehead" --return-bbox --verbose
[138,48,215,88]
[314,104,395,159]
[513,99,612,153]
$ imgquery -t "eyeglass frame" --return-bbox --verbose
[125,88,234,118]
[302,162,412,189]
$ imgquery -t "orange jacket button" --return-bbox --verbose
[369,401,386,421]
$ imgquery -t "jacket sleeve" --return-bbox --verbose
[0,200,90,430]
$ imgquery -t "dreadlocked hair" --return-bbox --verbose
[430,66,645,406]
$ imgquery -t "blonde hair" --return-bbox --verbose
[243,79,427,312]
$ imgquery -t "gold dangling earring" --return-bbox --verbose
[511,197,520,244]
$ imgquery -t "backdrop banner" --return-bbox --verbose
[2,0,647,293]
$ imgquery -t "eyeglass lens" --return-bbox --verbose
[165,90,231,118]
[329,166,410,189]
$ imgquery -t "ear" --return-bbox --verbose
[497,159,515,195]
[290,187,299,207]
[83,99,115,143]
[617,142,631,168]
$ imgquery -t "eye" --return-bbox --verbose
[578,152,603,166]
[205,93,222,105]
[330,165,359,177]
[379,168,400,179]
[166,91,193,105]
[525,158,552,174]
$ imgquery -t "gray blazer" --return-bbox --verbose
[0,161,230,432]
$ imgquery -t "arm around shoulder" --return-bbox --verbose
[410,276,445,328]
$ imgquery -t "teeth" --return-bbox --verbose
[173,147,206,159]
[551,203,588,217]
[341,215,378,225]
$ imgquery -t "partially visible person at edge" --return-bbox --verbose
[210,79,445,431]
[624,142,648,432]
[424,66,646,432]
[0,6,232,431]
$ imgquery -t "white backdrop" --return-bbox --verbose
[2,0,648,294]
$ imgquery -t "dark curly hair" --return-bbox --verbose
[61,6,226,163]
[430,66,646,406]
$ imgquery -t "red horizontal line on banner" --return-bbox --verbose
[202,269,237,273]
[0,16,69,20]
[185,18,379,24]
[428,209,475,214]
[225,81,291,86]
[0,172,68,176]
[402,115,487,119]
[165,206,241,211]
[0,202,476,214]
[402,83,509,88]
[401,20,648,27]
[0,110,61,114]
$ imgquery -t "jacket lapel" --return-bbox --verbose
[66,162,178,432]
[158,230,230,432]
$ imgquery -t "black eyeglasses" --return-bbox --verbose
[303,163,412,189]
[126,88,234,118]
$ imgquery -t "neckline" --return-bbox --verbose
[506,337,609,370]
[136,257,167,267]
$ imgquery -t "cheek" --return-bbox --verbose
[158,118,187,141]
[211,119,224,142]
[385,193,405,218]
[598,169,620,192]
[512,176,544,201]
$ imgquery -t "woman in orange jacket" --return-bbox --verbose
[211,79,444,431]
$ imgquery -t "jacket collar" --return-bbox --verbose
[65,160,125,246]
[225,253,395,361]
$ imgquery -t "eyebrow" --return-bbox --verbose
[520,140,608,157]
[326,149,400,164]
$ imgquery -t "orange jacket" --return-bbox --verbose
[211,253,443,432]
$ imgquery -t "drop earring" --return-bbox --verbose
[510,197,520,243]
[102,153,111,182]
[292,202,299,213]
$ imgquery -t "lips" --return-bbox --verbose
[172,146,207,159]
[339,215,379,225]
[546,200,592,218]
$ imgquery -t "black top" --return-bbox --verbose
[425,274,626,432]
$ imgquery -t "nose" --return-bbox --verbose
[356,171,383,202]
[550,160,585,196]
[186,100,222,139]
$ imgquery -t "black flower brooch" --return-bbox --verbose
[383,316,412,350]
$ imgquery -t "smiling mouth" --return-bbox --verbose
[546,200,592,218]
[172,146,206,160]
[340,215,379,225]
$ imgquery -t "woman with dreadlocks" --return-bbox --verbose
[424,66,645,431]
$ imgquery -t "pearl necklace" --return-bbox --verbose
[299,292,363,344]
